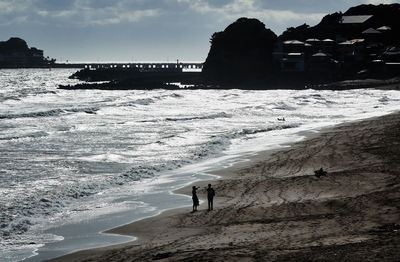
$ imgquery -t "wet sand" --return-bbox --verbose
[49,112,400,262]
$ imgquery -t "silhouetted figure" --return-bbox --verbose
[207,184,215,211]
[192,186,199,212]
[314,167,327,178]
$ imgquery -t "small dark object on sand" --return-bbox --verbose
[314,167,327,178]
[152,252,172,260]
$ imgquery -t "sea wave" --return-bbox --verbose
[239,123,300,136]
[0,109,64,119]
[0,131,49,141]
[116,93,183,108]
[0,107,99,119]
[0,94,21,102]
[165,112,231,121]
[117,98,155,107]
[272,102,297,111]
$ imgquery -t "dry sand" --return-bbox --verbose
[49,112,400,262]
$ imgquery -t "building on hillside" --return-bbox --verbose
[280,53,305,72]
[306,52,341,81]
[376,26,393,44]
[361,27,382,43]
[305,39,321,54]
[339,15,373,24]
[321,39,336,54]
[282,40,305,53]
[337,39,365,59]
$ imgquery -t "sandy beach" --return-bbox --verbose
[49,112,400,262]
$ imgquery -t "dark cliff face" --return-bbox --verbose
[202,18,277,85]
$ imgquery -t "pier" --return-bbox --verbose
[53,61,203,71]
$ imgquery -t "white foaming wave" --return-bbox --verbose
[52,199,154,228]
[188,122,302,161]
[0,162,191,253]
[0,178,158,260]
[79,153,135,163]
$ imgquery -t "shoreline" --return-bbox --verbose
[49,111,400,261]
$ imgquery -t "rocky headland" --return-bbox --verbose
[60,3,400,90]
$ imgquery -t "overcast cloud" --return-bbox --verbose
[0,0,397,62]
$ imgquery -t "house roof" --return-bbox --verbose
[339,39,365,45]
[306,38,320,42]
[377,26,392,31]
[351,39,365,43]
[287,53,303,56]
[340,15,373,24]
[362,28,382,34]
[322,39,335,42]
[283,40,304,45]
[338,41,353,45]
[312,52,328,57]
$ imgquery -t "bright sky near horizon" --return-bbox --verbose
[0,0,397,62]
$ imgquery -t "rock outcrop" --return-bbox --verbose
[0,37,55,68]
[202,18,277,85]
[0,37,29,53]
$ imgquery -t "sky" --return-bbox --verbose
[0,0,398,62]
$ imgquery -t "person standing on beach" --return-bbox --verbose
[207,184,215,211]
[192,186,199,212]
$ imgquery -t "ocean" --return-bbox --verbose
[0,69,399,262]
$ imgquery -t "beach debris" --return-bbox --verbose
[314,167,327,178]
